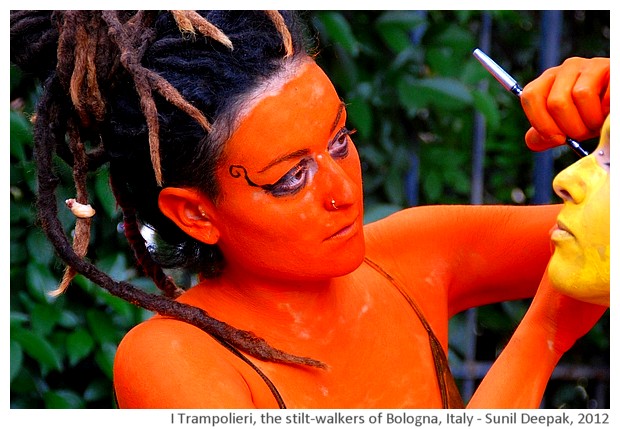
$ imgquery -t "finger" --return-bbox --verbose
[601,83,610,116]
[546,64,591,140]
[525,127,565,152]
[521,71,566,144]
[572,58,610,131]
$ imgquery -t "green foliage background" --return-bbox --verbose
[10,11,610,408]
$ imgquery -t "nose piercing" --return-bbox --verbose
[331,199,339,210]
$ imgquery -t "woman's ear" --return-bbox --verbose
[158,187,220,244]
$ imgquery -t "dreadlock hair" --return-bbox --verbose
[10,10,325,369]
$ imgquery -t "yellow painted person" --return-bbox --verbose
[520,57,610,306]
[549,115,610,306]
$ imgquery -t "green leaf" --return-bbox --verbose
[397,75,473,113]
[97,253,130,282]
[347,94,374,139]
[44,389,86,409]
[376,10,427,29]
[30,303,62,337]
[422,169,443,202]
[396,75,429,113]
[10,340,24,382]
[11,326,63,374]
[417,77,474,109]
[315,12,359,57]
[87,309,121,345]
[375,24,411,54]
[26,229,55,267]
[472,89,501,131]
[10,110,33,163]
[84,379,112,403]
[66,328,95,366]
[97,292,139,327]
[10,198,34,224]
[58,309,81,329]
[10,238,28,266]
[444,168,471,195]
[94,168,119,219]
[25,262,58,303]
[10,311,30,326]
[95,342,117,379]
[428,24,475,52]
[375,11,427,53]
[384,161,406,205]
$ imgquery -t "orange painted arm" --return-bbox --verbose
[365,204,560,316]
[467,270,607,408]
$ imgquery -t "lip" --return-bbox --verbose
[325,216,359,241]
[550,219,574,241]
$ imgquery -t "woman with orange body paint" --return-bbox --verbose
[11,11,608,409]
[116,57,608,408]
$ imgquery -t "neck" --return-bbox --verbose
[193,265,343,344]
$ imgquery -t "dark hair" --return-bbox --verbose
[10,10,324,368]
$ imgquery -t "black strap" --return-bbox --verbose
[206,335,287,408]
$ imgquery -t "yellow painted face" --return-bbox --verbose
[548,115,610,306]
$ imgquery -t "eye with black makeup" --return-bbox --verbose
[229,126,357,197]
[267,157,317,196]
[328,127,356,159]
[267,126,356,196]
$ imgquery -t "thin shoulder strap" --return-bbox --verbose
[208,335,287,408]
[364,257,465,409]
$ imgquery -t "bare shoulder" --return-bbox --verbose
[113,316,256,408]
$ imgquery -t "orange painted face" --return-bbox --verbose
[213,61,365,282]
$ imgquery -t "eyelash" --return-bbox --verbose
[329,127,356,159]
[268,126,356,197]
[268,158,315,197]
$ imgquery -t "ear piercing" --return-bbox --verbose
[598,150,605,156]
[331,199,339,210]
[199,208,207,217]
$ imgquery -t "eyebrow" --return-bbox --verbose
[258,148,311,174]
[330,102,347,134]
[257,102,347,174]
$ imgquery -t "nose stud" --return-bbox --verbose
[331,199,339,210]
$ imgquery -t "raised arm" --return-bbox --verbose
[365,204,560,316]
[468,56,610,408]
[467,270,607,408]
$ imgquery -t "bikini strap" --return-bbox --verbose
[364,257,465,409]
[201,332,287,408]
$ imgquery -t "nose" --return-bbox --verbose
[552,158,590,204]
[316,153,360,212]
